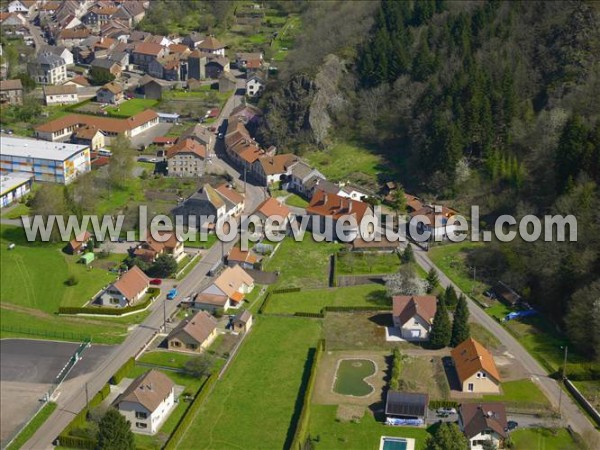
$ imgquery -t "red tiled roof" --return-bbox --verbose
[112,266,149,301]
[215,183,244,206]
[166,138,206,159]
[393,295,437,326]
[255,197,289,219]
[35,110,158,134]
[307,189,370,222]
[133,42,164,56]
[153,136,177,145]
[451,338,501,383]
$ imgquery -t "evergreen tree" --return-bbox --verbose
[97,408,135,450]
[555,115,588,193]
[429,297,451,349]
[425,422,469,450]
[401,244,415,264]
[426,268,439,293]
[451,294,471,346]
[444,285,459,309]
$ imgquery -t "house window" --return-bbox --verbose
[109,297,120,305]
[468,383,474,392]
[186,343,198,350]
[171,341,181,347]
[135,411,148,419]
[136,422,148,429]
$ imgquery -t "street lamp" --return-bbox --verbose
[558,345,568,417]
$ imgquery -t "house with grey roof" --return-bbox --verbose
[285,159,325,198]
[28,53,67,85]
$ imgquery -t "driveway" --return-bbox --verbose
[130,122,174,149]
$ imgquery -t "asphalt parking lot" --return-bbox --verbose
[0,339,114,446]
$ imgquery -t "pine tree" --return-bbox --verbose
[97,408,135,450]
[444,285,459,309]
[426,268,439,293]
[401,244,415,264]
[429,297,451,349]
[451,294,471,346]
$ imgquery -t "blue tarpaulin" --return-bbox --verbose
[504,310,537,321]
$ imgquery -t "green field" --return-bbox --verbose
[309,405,429,450]
[178,316,321,450]
[136,350,198,369]
[510,428,580,450]
[6,402,57,450]
[481,379,551,410]
[304,142,389,184]
[265,285,389,314]
[337,251,400,275]
[265,237,342,289]
[1,225,116,311]
[105,99,158,117]
[1,203,31,219]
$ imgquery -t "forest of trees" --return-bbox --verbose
[257,0,600,359]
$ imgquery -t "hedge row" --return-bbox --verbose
[290,340,325,450]
[58,383,111,448]
[429,400,459,409]
[258,292,272,314]
[556,363,600,381]
[58,289,159,316]
[271,287,302,294]
[110,357,135,385]
[164,372,219,450]
[294,312,325,319]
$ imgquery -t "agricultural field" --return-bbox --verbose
[265,285,389,315]
[177,316,321,450]
[265,237,343,289]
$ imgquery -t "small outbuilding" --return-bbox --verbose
[80,252,95,265]
[231,309,253,333]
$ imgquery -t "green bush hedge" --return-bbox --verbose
[291,340,325,450]
[556,363,600,381]
[294,312,325,318]
[56,435,96,449]
[58,288,159,316]
[110,357,135,385]
[258,292,272,314]
[429,400,459,409]
[164,372,219,450]
[272,287,302,294]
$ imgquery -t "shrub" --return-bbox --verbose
[65,275,79,286]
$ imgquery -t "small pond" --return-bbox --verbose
[333,359,376,396]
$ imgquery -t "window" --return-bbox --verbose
[468,383,474,392]
[135,411,147,419]
[109,297,120,305]
[136,422,148,429]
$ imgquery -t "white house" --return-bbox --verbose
[115,370,175,435]
[458,403,508,450]
[246,73,265,97]
[193,265,254,312]
[97,266,150,308]
[7,0,35,14]
[337,182,371,201]
[409,204,460,241]
[43,84,79,106]
[392,295,437,341]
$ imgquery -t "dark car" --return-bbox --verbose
[506,421,518,431]
[150,278,162,286]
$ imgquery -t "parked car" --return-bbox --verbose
[506,421,518,431]
[150,278,162,286]
[167,288,178,300]
[436,407,457,415]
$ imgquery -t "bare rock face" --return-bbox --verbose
[309,54,347,146]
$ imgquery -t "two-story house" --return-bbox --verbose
[458,403,508,450]
[115,369,175,435]
[131,42,167,71]
[0,79,23,106]
[166,138,206,177]
[28,52,67,85]
[97,266,150,308]
[451,338,501,394]
[193,265,254,312]
[43,84,79,106]
[392,295,437,341]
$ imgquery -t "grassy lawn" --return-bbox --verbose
[136,350,197,369]
[6,402,57,450]
[304,141,389,185]
[428,242,487,297]
[337,251,400,275]
[510,428,581,450]
[481,379,551,411]
[265,237,343,289]
[283,192,309,208]
[1,225,116,312]
[469,322,501,350]
[104,99,158,118]
[309,405,430,450]
[1,202,30,219]
[183,232,218,249]
[265,285,389,314]
[178,316,322,450]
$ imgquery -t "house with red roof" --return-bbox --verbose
[166,138,206,177]
[98,266,150,308]
[392,295,437,341]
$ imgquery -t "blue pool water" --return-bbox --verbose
[381,437,407,450]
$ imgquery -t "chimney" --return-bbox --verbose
[323,194,328,204]
[348,201,353,213]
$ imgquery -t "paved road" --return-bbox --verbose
[21,83,267,450]
[411,244,600,447]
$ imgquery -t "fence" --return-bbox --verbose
[0,324,92,342]
[58,288,160,316]
[290,340,325,450]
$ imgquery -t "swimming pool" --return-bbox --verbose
[379,436,415,450]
